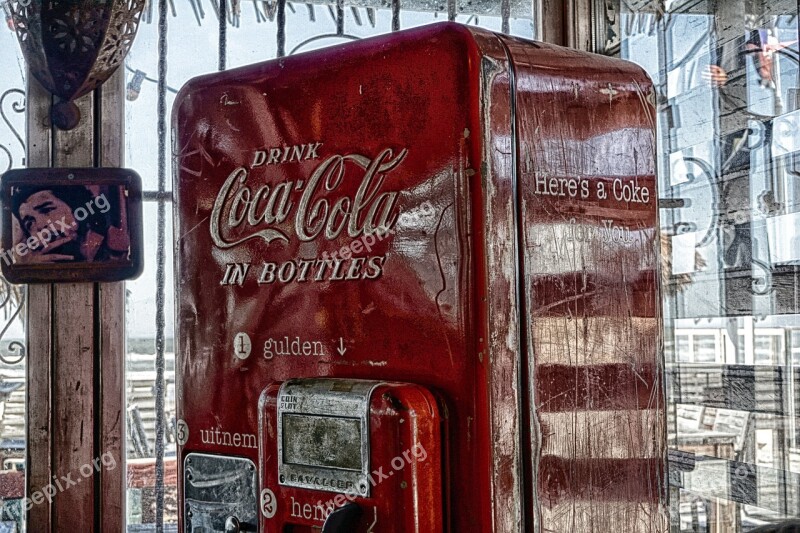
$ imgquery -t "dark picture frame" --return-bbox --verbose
[0,168,143,283]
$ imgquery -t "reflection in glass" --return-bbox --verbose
[621,1,800,530]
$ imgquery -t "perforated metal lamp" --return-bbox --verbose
[8,0,146,130]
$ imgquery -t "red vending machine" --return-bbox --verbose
[173,22,667,532]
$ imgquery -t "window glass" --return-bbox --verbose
[0,7,26,530]
[619,1,800,529]
[694,335,719,363]
[678,334,692,362]
[791,330,800,364]
[754,333,783,365]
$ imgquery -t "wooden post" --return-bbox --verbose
[25,70,126,531]
[97,69,127,532]
[25,74,55,533]
[535,0,594,51]
[537,0,567,46]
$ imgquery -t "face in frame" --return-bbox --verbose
[17,189,80,244]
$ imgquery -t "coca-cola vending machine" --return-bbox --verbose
[173,22,667,532]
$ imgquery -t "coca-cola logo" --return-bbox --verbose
[210,147,407,249]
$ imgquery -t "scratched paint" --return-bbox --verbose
[500,36,668,531]
[173,22,666,532]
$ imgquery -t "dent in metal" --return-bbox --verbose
[184,453,258,532]
[277,378,377,496]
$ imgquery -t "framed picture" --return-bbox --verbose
[0,168,143,283]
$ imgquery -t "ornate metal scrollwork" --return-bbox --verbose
[0,88,26,173]
[677,156,720,248]
[670,154,779,296]
[289,33,360,55]
[672,221,697,235]
[0,279,24,365]
[750,258,773,296]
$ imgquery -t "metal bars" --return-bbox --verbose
[392,0,400,31]
[219,0,227,70]
[154,0,169,530]
[336,0,345,34]
[277,0,287,57]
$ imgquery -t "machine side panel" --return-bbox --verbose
[502,36,669,532]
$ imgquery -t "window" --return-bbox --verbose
[790,330,800,365]
[619,1,800,529]
[754,333,784,366]
[694,334,719,363]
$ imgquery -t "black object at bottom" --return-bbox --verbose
[322,502,363,533]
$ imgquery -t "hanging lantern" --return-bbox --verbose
[9,0,146,130]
